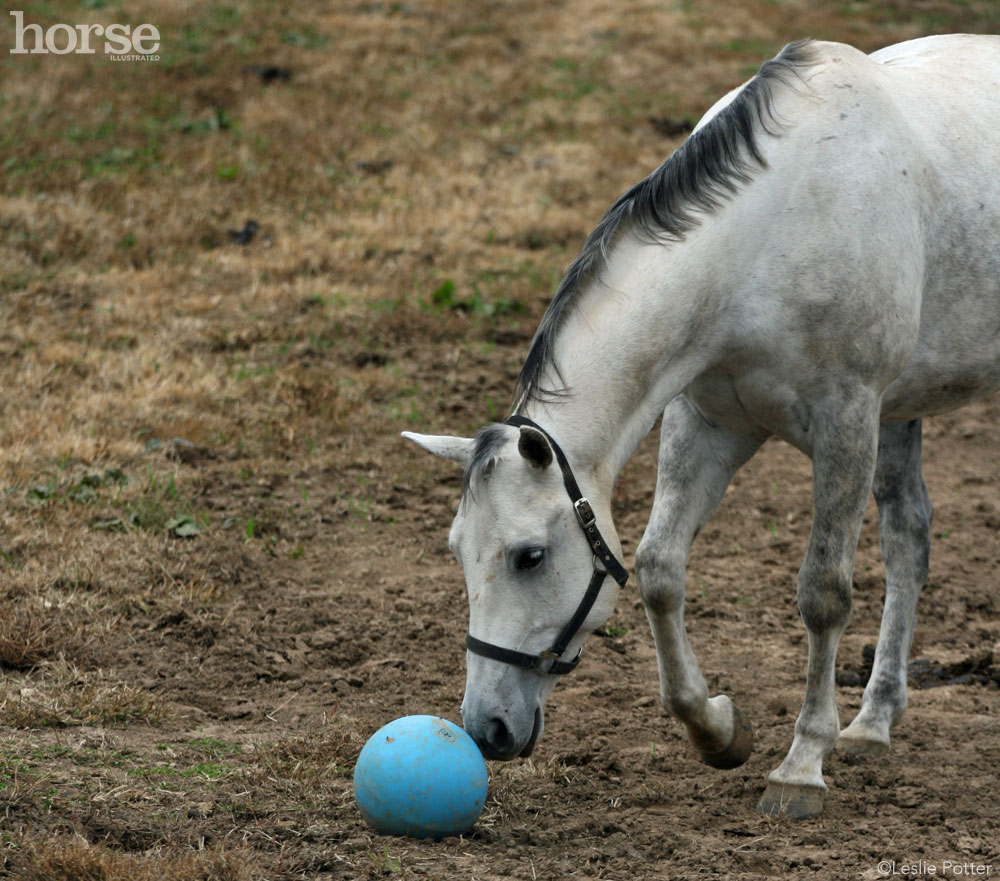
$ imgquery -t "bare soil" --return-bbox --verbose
[8,395,998,880]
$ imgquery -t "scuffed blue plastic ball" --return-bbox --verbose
[353,715,488,839]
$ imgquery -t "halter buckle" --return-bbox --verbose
[574,497,596,528]
[538,646,582,674]
[537,650,560,674]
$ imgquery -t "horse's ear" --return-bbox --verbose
[401,431,474,468]
[517,426,553,470]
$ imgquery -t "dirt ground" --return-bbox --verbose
[1,1,999,879]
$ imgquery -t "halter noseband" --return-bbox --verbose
[464,416,630,675]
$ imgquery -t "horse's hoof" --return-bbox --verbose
[837,733,890,756]
[758,781,825,819]
[699,705,754,770]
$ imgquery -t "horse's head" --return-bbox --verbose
[403,422,624,760]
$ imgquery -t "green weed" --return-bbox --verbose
[428,277,525,317]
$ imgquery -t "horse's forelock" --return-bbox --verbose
[461,423,510,501]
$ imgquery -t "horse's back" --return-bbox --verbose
[792,35,1000,151]
[868,35,1000,166]
[868,32,1000,74]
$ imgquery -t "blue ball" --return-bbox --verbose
[353,715,488,839]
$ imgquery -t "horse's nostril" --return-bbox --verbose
[464,711,526,760]
[486,717,514,755]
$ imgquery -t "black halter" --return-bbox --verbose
[464,416,630,675]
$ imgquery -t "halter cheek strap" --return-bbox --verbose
[464,416,630,675]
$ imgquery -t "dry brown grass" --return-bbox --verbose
[11,835,256,881]
[249,728,358,788]
[0,663,165,728]
[0,605,55,670]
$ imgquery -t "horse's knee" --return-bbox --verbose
[635,541,685,615]
[922,485,934,528]
[876,487,933,582]
[796,562,852,634]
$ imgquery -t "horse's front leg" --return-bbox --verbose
[759,392,880,818]
[636,396,764,769]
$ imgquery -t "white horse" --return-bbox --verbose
[404,35,1000,818]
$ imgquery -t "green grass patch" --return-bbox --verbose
[20,464,209,539]
[428,277,527,317]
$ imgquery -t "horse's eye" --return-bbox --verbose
[515,548,545,571]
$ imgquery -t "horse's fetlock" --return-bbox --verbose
[665,684,708,722]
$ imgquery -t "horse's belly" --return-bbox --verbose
[881,359,1000,421]
[882,241,1000,421]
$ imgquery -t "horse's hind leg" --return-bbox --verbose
[839,419,931,754]
[759,391,880,819]
[636,396,764,771]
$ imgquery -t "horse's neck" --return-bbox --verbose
[522,234,726,493]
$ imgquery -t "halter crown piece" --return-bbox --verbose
[464,416,630,675]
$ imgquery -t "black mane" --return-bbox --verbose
[513,40,815,410]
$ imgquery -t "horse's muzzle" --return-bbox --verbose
[465,706,543,760]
